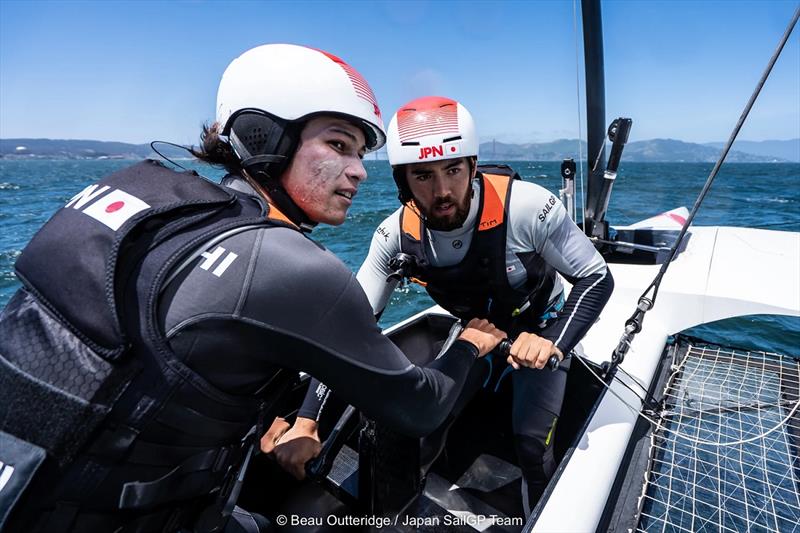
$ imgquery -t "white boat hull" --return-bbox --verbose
[532,226,800,532]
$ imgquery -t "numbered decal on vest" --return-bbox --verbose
[199,246,238,277]
[0,461,14,494]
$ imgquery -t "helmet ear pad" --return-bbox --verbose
[227,110,301,183]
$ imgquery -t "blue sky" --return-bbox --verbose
[1,0,798,145]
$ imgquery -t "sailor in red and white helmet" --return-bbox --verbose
[1,48,507,533]
[282,95,615,515]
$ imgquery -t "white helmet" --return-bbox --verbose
[386,96,478,166]
[216,44,385,171]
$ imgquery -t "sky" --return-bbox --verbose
[1,0,798,146]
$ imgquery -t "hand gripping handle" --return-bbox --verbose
[497,338,560,371]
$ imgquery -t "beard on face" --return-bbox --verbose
[422,188,472,231]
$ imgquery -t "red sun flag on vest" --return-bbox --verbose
[105,201,125,213]
[82,189,150,230]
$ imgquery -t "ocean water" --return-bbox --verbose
[1,159,798,356]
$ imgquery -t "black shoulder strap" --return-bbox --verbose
[476,163,522,181]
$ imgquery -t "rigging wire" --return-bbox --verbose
[608,5,800,369]
[616,364,658,400]
[641,5,799,307]
[572,0,586,224]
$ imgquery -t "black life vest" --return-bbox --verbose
[398,165,556,333]
[0,160,297,532]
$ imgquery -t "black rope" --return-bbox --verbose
[609,6,800,370]
[615,365,664,416]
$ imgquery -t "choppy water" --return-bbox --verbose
[1,159,798,355]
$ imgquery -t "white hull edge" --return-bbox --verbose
[533,225,799,531]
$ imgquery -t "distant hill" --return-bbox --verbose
[703,139,799,163]
[2,137,797,163]
[479,138,796,163]
[623,138,788,163]
[0,139,189,160]
[481,139,585,161]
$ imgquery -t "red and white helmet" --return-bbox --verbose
[386,96,478,166]
[216,44,385,152]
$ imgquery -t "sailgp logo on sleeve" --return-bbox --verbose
[538,195,558,222]
[65,184,150,230]
[0,460,15,494]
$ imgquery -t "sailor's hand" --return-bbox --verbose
[458,318,506,357]
[506,332,563,370]
[260,417,290,454]
[272,417,322,480]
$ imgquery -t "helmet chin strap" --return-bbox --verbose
[227,112,317,231]
[239,154,286,166]
[242,166,317,232]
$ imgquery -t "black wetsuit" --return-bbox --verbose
[1,170,481,533]
[159,177,479,437]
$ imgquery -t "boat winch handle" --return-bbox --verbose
[386,253,420,283]
[497,338,561,371]
[305,404,359,482]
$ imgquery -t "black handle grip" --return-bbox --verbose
[386,253,419,283]
[497,338,560,371]
[305,405,358,481]
[606,118,633,174]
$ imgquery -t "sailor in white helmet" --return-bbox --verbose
[279,96,614,516]
[0,49,505,533]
